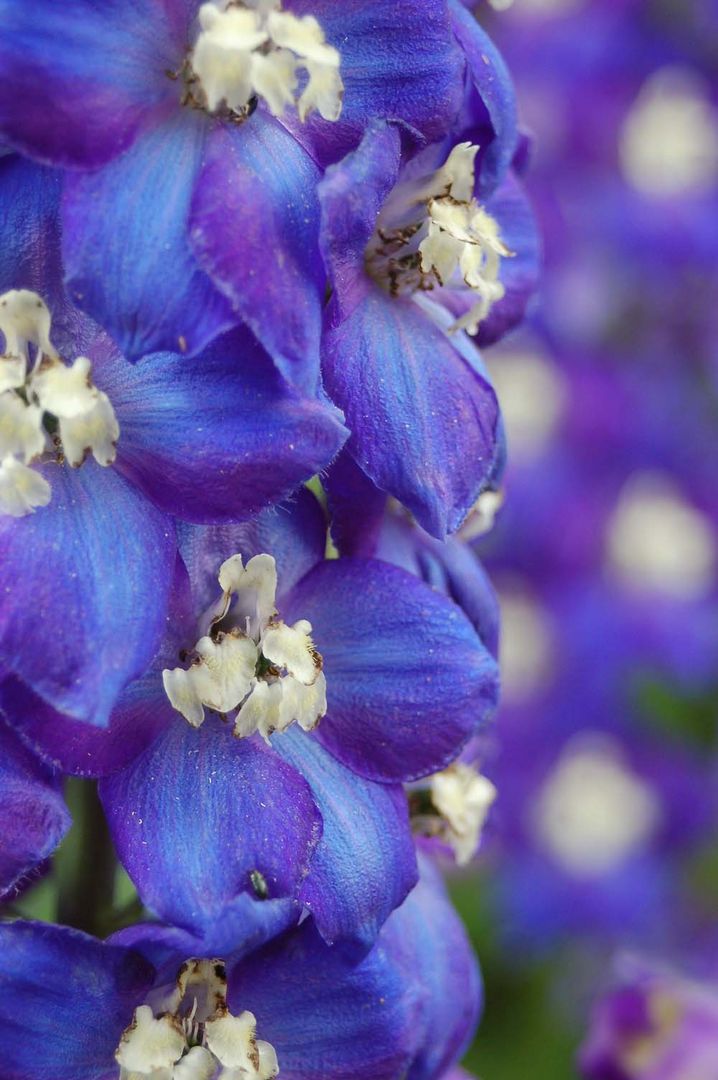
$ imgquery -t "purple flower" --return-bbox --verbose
[0,856,481,1080]
[0,155,346,728]
[579,954,718,1079]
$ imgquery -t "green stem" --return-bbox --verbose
[56,778,117,937]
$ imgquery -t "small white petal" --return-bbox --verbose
[162,666,208,728]
[164,631,258,725]
[0,289,58,363]
[218,552,278,637]
[31,355,98,419]
[234,680,283,740]
[267,11,338,65]
[0,393,46,462]
[441,142,479,202]
[0,353,27,393]
[192,5,266,112]
[59,390,119,467]
[0,456,51,517]
[173,1046,216,1080]
[276,670,326,734]
[256,1040,280,1080]
[250,48,298,117]
[204,1009,258,1070]
[261,618,320,685]
[419,221,463,286]
[427,198,475,244]
[115,1005,185,1073]
[430,764,497,866]
[298,58,344,122]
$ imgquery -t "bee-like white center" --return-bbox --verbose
[163,552,326,741]
[187,0,343,122]
[534,735,661,878]
[365,143,513,334]
[606,472,716,601]
[430,763,497,866]
[0,289,120,517]
[116,958,278,1080]
[620,66,718,198]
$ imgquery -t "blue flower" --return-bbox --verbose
[0,155,347,727]
[0,0,469,390]
[0,857,481,1080]
[317,108,537,537]
[2,491,498,952]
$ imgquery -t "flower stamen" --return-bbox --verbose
[163,553,326,741]
[0,289,120,517]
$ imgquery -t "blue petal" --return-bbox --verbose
[188,116,325,393]
[0,673,176,778]
[0,720,70,898]
[99,715,322,937]
[284,0,465,167]
[384,858,483,1080]
[0,0,183,167]
[0,463,175,727]
[283,558,500,782]
[449,0,518,197]
[0,557,193,776]
[0,921,153,1080]
[111,899,299,969]
[322,287,501,537]
[273,726,418,955]
[0,156,64,305]
[62,112,236,362]
[318,120,402,323]
[376,514,500,658]
[177,488,328,617]
[228,921,416,1080]
[96,327,347,523]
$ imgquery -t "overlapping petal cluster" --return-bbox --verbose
[0,2,539,1077]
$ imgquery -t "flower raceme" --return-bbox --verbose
[0,289,119,516]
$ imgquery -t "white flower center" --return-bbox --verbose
[422,763,497,866]
[606,472,716,600]
[365,142,513,335]
[116,958,278,1080]
[163,552,326,741]
[620,66,718,198]
[533,735,662,878]
[186,0,343,122]
[0,289,120,517]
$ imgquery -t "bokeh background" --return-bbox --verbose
[453,1,718,1075]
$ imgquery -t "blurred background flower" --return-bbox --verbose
[450,1,718,1076]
